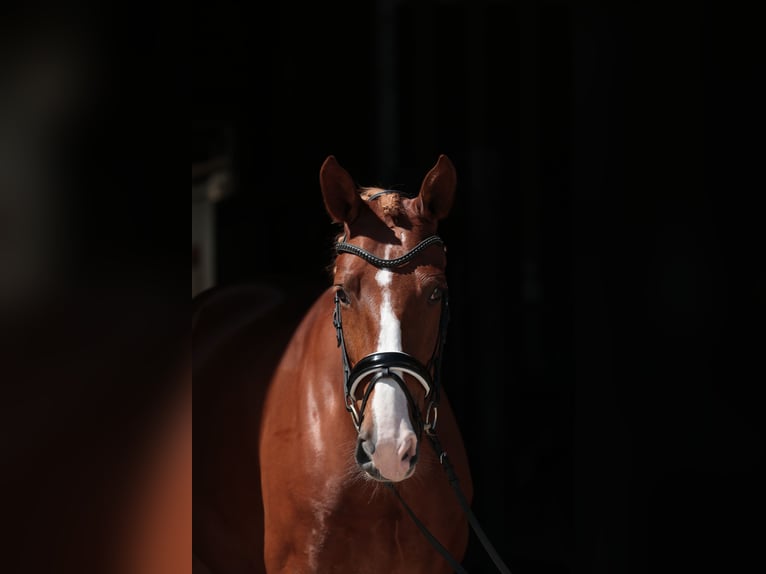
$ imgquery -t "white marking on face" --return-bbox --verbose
[368,246,417,481]
[375,255,401,353]
[373,247,406,442]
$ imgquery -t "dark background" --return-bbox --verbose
[1,5,187,574]
[193,2,763,573]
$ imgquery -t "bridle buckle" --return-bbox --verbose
[345,394,361,430]
[424,401,439,435]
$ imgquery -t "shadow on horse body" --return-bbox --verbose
[194,155,473,573]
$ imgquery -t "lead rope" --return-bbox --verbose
[386,431,512,574]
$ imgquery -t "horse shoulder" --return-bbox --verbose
[192,281,322,574]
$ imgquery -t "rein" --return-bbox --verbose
[332,232,512,574]
[386,434,512,574]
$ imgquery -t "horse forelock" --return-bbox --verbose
[360,186,406,225]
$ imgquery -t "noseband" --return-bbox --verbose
[332,234,450,435]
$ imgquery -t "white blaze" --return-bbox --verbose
[374,262,401,351]
[369,246,417,481]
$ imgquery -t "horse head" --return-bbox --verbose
[320,154,456,483]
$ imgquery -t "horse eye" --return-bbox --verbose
[429,287,444,302]
[336,287,350,305]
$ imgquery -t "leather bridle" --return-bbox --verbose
[332,234,449,435]
[330,221,512,574]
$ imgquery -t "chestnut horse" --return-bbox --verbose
[194,156,506,573]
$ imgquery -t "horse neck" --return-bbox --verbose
[269,285,357,441]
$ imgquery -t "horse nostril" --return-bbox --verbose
[355,439,374,465]
[402,451,418,466]
[398,434,417,465]
[363,439,375,456]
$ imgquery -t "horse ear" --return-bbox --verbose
[417,154,456,221]
[320,155,361,223]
